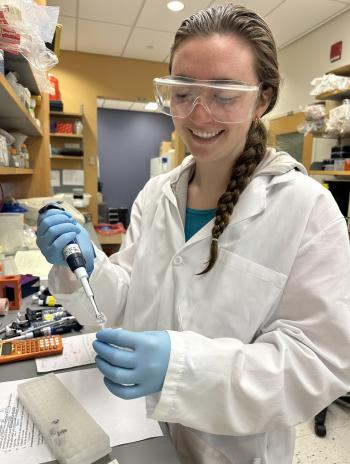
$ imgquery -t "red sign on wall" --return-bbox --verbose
[330,41,342,62]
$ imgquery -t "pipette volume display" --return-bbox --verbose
[38,202,107,326]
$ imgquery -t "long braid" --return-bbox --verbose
[198,120,267,274]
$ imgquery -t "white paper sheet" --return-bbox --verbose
[62,169,84,186]
[35,332,96,372]
[50,170,61,187]
[0,387,53,463]
[0,368,163,464]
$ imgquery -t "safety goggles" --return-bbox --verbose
[153,76,261,124]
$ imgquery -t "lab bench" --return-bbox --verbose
[0,299,181,464]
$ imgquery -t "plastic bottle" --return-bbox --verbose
[74,120,83,135]
[0,134,9,166]
[9,147,20,167]
[48,73,61,101]
[29,98,36,119]
[161,156,168,173]
[0,49,4,75]
[21,144,30,168]
[0,245,5,275]
[340,99,350,135]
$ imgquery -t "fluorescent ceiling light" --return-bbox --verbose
[167,1,184,12]
[145,102,158,111]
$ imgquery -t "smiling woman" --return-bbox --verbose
[167,25,275,271]
[37,4,350,464]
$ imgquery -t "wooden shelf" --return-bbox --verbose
[51,155,83,160]
[50,111,83,118]
[0,167,34,175]
[50,133,83,138]
[1,47,51,199]
[315,88,350,101]
[330,64,350,77]
[311,132,350,140]
[309,170,350,176]
[4,51,40,95]
[0,74,43,137]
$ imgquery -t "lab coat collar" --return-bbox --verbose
[254,147,307,184]
[185,175,267,244]
[166,147,307,192]
[161,148,307,242]
[161,157,195,214]
[229,175,267,225]
[226,147,308,226]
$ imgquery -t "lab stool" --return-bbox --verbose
[314,393,350,437]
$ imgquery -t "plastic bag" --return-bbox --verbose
[304,103,326,120]
[23,223,37,249]
[327,99,350,136]
[310,73,350,97]
[0,127,15,146]
[298,103,326,135]
[0,0,59,92]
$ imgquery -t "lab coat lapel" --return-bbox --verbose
[229,175,267,226]
[161,158,195,221]
[161,181,178,207]
[160,156,268,246]
[185,176,268,245]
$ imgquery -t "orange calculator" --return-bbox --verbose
[0,335,63,364]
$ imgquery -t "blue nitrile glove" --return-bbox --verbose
[36,208,95,275]
[93,328,171,400]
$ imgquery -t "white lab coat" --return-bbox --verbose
[49,148,350,464]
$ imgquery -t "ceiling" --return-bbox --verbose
[48,0,350,60]
[47,0,350,111]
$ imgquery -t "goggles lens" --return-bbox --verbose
[154,76,260,123]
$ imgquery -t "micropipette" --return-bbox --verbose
[38,203,107,326]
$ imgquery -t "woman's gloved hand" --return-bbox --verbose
[93,328,171,399]
[36,208,95,275]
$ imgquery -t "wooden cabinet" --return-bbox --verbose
[49,111,94,215]
[49,111,84,170]
[0,53,51,200]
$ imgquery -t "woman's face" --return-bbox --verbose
[171,34,271,166]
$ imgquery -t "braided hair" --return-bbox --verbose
[169,4,280,274]
[199,120,267,273]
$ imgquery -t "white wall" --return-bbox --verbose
[266,9,350,162]
[271,8,350,118]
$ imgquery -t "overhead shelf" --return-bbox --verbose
[309,170,350,176]
[311,132,350,139]
[51,155,83,160]
[0,167,34,175]
[0,74,43,137]
[50,111,83,118]
[50,133,83,138]
[4,51,41,95]
[315,88,350,101]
